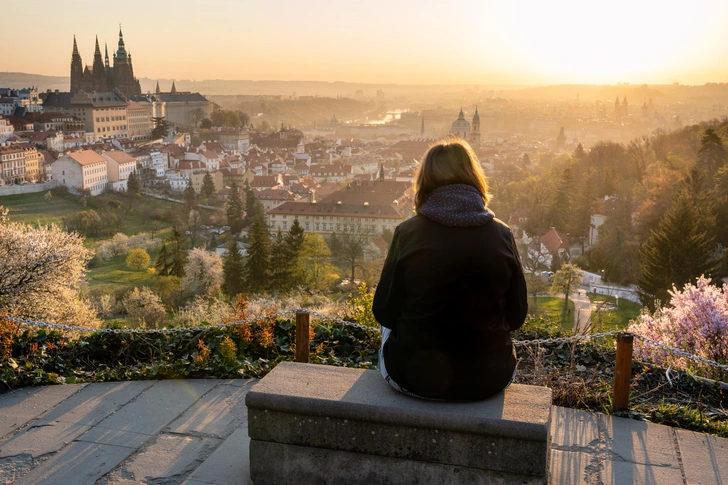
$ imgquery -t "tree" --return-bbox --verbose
[236,110,250,126]
[201,172,216,200]
[269,231,293,292]
[127,170,140,194]
[638,193,716,309]
[151,117,170,139]
[550,263,584,319]
[299,234,336,291]
[180,209,203,248]
[571,177,597,252]
[222,237,245,299]
[126,248,151,272]
[0,222,98,327]
[226,182,245,235]
[63,209,102,236]
[155,241,172,276]
[331,225,372,284]
[167,226,187,278]
[200,118,213,129]
[547,167,573,233]
[122,287,166,328]
[243,180,264,226]
[382,228,394,246]
[518,238,552,308]
[181,248,224,298]
[191,107,206,128]
[588,195,640,285]
[698,128,726,179]
[244,219,270,293]
[183,181,197,211]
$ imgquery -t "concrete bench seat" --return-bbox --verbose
[246,362,552,485]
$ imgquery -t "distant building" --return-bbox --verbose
[70,28,141,97]
[0,144,26,185]
[451,107,481,147]
[52,149,108,195]
[43,91,129,141]
[101,149,136,192]
[0,116,14,143]
[133,82,211,129]
[126,101,152,141]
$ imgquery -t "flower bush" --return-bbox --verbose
[629,276,728,376]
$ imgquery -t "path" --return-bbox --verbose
[572,289,593,334]
[0,380,726,484]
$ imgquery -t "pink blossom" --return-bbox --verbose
[629,276,728,373]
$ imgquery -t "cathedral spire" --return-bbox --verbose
[170,81,177,93]
[104,42,110,68]
[155,80,160,94]
[458,106,465,119]
[72,35,79,56]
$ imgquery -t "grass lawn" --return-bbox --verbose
[528,296,575,330]
[587,294,643,331]
[86,248,162,296]
[0,191,83,227]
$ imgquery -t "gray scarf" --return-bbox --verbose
[417,184,494,227]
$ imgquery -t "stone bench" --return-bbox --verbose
[246,362,552,485]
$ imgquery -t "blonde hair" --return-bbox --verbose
[414,137,490,210]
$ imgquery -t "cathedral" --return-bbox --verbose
[451,107,481,147]
[70,27,142,97]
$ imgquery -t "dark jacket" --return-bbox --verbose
[373,211,528,400]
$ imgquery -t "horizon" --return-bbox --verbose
[4,0,728,86]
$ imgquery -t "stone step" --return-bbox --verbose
[246,362,552,485]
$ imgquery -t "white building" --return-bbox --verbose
[101,150,137,192]
[150,151,166,177]
[165,171,189,192]
[53,150,108,196]
[0,116,14,143]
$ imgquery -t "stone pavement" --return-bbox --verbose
[0,380,725,485]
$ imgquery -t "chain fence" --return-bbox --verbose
[4,311,727,374]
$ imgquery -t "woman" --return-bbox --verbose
[373,138,527,401]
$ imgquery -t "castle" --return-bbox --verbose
[70,27,142,97]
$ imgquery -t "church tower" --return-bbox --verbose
[70,36,84,93]
[470,106,481,147]
[112,26,142,97]
[420,116,425,136]
[92,36,106,90]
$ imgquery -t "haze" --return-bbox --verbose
[4,0,728,85]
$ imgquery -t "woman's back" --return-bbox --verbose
[374,212,527,400]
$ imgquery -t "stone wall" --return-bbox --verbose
[0,180,59,196]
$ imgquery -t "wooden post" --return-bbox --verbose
[613,333,634,411]
[295,311,310,363]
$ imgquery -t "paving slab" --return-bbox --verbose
[549,450,598,485]
[39,380,155,426]
[12,440,136,485]
[550,406,600,451]
[600,414,681,467]
[96,433,221,485]
[78,379,218,441]
[0,384,85,438]
[184,427,252,485]
[602,458,685,485]
[167,380,253,438]
[0,420,90,458]
[676,429,728,485]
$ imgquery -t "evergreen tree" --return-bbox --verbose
[151,117,170,139]
[168,226,187,277]
[269,231,292,291]
[638,194,716,309]
[244,219,270,292]
[698,128,726,178]
[571,177,596,252]
[127,170,140,194]
[154,241,172,275]
[226,182,245,235]
[573,143,586,161]
[183,181,197,211]
[222,237,245,298]
[243,180,264,226]
[201,172,216,200]
[548,167,573,232]
[286,218,305,255]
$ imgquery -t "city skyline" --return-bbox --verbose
[3,0,728,86]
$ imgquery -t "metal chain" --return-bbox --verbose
[302,310,373,331]
[3,311,297,335]
[513,330,622,347]
[632,334,728,373]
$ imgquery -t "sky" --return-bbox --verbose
[3,0,728,85]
